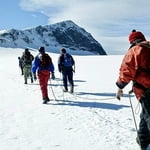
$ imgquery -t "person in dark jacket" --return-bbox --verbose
[116,30,150,150]
[58,48,75,93]
[21,48,34,84]
[32,47,55,104]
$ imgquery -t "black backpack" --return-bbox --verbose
[23,52,34,65]
[39,53,52,68]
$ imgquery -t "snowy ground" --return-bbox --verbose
[0,47,149,150]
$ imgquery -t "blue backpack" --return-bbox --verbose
[63,53,74,67]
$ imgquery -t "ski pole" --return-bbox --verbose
[60,73,65,101]
[128,92,138,132]
[49,79,57,100]
[129,92,145,150]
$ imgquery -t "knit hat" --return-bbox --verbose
[25,48,29,52]
[39,46,45,53]
[129,30,146,44]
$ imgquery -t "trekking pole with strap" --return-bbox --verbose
[49,79,57,101]
[128,90,144,149]
[128,90,138,132]
[59,73,65,101]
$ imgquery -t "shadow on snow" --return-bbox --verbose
[50,99,130,110]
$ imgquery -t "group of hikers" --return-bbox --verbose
[18,46,75,104]
[17,29,150,150]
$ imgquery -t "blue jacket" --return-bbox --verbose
[32,53,54,74]
[58,53,75,72]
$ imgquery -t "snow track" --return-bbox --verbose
[0,48,150,150]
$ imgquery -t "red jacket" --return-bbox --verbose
[116,41,150,100]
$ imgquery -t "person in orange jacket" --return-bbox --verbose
[116,30,150,150]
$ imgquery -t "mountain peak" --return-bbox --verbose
[0,20,107,55]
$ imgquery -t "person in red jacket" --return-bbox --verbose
[116,30,150,150]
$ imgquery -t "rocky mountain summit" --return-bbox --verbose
[0,20,106,55]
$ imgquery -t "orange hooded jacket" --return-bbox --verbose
[116,41,150,100]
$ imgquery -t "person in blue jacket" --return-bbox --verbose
[32,47,55,104]
[58,48,75,93]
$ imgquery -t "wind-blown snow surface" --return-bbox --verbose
[0,47,149,150]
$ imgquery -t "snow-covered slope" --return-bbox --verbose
[0,47,149,150]
[0,20,106,55]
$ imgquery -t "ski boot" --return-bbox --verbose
[70,86,74,93]
[43,97,50,104]
[31,78,33,83]
[63,87,68,92]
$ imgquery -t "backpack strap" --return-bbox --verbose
[133,81,147,91]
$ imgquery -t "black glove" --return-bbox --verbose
[116,88,123,100]
[51,72,55,80]
[33,74,37,81]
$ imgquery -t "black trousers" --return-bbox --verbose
[62,70,74,90]
[138,92,150,146]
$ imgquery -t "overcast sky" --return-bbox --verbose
[1,0,150,54]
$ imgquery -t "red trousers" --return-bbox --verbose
[38,70,50,99]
